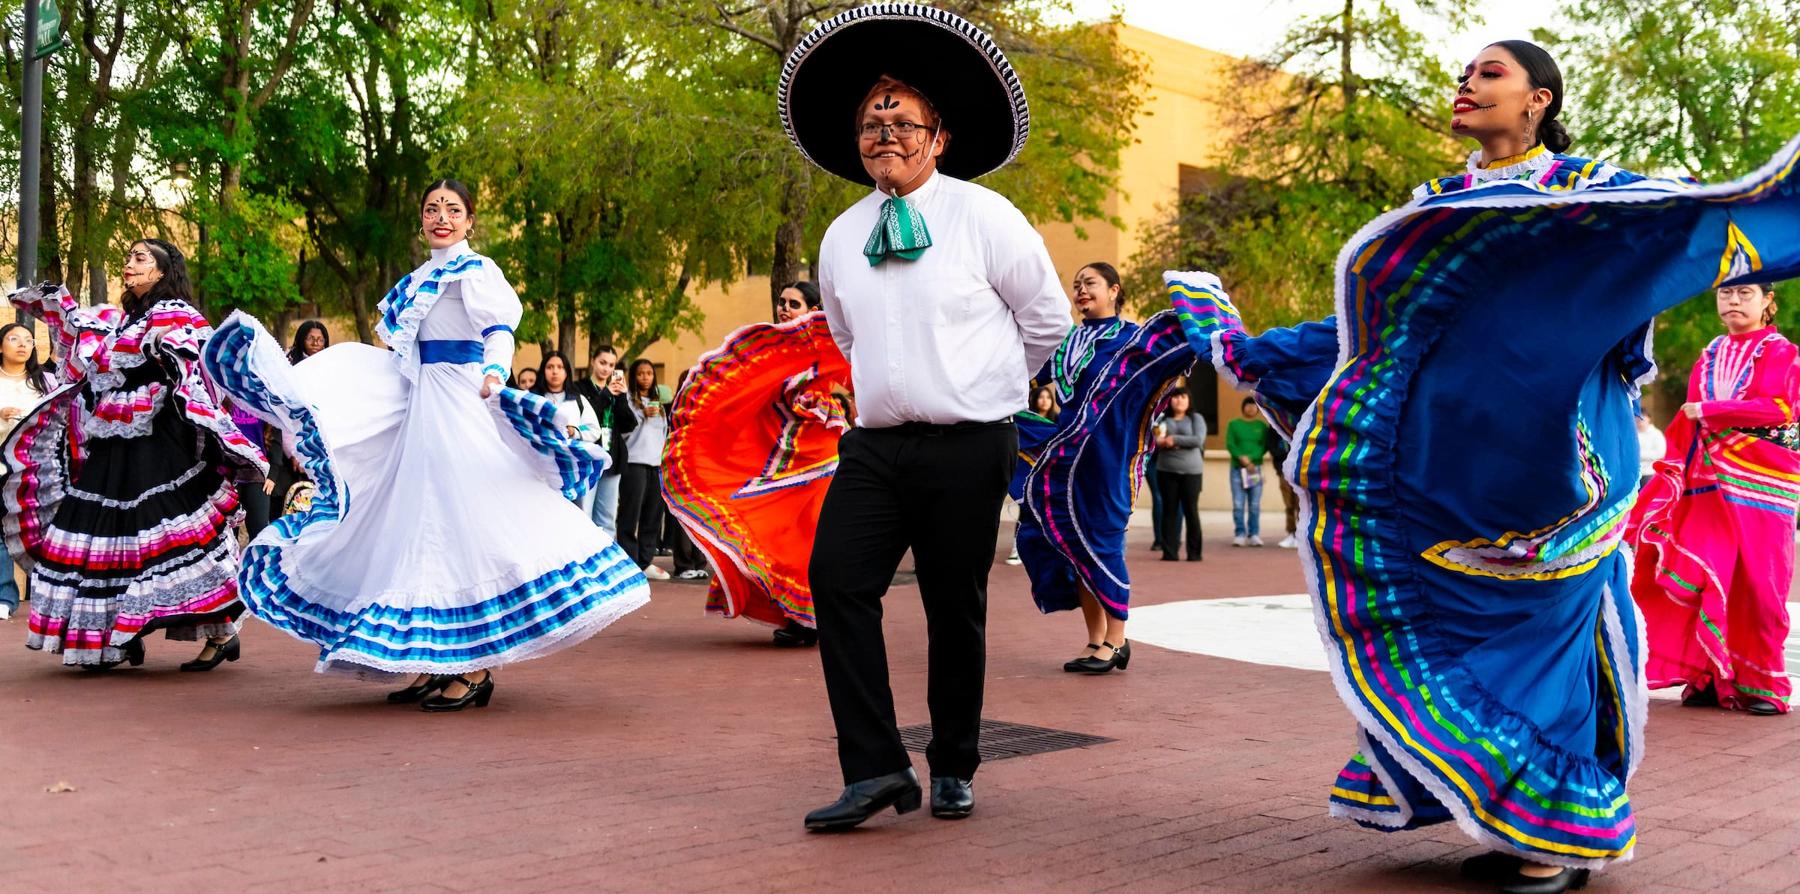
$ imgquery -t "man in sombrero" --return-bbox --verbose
[779,4,1068,831]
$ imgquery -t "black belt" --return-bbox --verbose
[873,418,1014,437]
[1736,423,1800,451]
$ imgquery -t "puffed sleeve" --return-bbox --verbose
[461,259,523,383]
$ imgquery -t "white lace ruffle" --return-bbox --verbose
[1465,146,1556,183]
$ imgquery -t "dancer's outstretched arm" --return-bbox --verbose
[1164,271,1338,437]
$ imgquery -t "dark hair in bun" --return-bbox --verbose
[1490,40,1571,153]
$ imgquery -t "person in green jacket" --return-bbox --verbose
[1224,397,1268,546]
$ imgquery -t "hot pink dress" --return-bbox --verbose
[1629,326,1800,711]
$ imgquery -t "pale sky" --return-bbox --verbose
[1067,0,1567,65]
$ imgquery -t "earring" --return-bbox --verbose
[1524,108,1536,145]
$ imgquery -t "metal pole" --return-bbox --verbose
[16,0,44,324]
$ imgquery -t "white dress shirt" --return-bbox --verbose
[819,172,1069,428]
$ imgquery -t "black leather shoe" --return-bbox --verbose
[1062,644,1101,672]
[930,776,973,819]
[1745,697,1783,716]
[1159,552,1179,561]
[387,675,448,703]
[1460,851,1522,880]
[1067,640,1123,674]
[420,672,494,712]
[1499,867,1589,894]
[803,768,921,831]
[772,621,818,648]
[1682,682,1719,707]
[179,635,240,672]
[123,637,146,667]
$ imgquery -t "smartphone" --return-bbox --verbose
[609,370,625,386]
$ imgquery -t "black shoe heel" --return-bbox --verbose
[179,635,239,672]
[894,788,922,814]
[124,638,146,667]
[420,672,495,712]
[1114,640,1131,671]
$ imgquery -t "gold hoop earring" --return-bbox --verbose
[1523,108,1535,144]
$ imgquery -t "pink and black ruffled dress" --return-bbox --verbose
[2,285,267,665]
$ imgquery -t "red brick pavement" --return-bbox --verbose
[3,528,1799,893]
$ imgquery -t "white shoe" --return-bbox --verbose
[1278,536,1298,549]
[1005,547,1021,566]
[642,564,671,581]
[1232,536,1246,547]
[0,605,10,621]
[1249,536,1265,547]
[676,569,710,581]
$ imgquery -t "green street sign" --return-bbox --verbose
[32,0,63,60]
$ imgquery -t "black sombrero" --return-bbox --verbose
[778,3,1030,186]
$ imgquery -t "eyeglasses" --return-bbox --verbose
[858,121,934,141]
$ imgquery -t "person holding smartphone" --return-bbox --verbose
[572,345,637,536]
[618,359,672,579]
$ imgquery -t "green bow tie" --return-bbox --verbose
[863,194,932,266]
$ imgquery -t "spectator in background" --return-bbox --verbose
[572,345,637,536]
[510,366,538,391]
[618,359,672,580]
[1266,422,1299,548]
[1225,397,1268,547]
[224,399,276,540]
[531,351,604,513]
[1635,411,1665,489]
[1028,385,1058,421]
[0,323,54,621]
[777,280,823,323]
[1154,388,1205,561]
[286,319,329,365]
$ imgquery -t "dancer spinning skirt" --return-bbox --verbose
[203,180,649,708]
[1629,295,1800,715]
[1170,121,1800,881]
[662,311,851,646]
[1014,263,1195,673]
[3,239,266,669]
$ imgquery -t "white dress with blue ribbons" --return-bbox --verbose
[202,241,650,674]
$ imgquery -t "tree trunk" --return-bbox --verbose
[38,125,64,288]
[769,160,811,314]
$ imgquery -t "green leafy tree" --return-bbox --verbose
[1549,0,1800,410]
[1128,0,1473,327]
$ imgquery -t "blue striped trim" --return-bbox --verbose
[240,541,647,666]
[481,324,512,337]
[420,339,483,364]
[201,320,348,542]
[481,364,507,380]
[1723,493,1794,514]
[377,254,484,337]
[497,387,607,500]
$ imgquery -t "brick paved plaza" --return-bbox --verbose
[4,514,1799,893]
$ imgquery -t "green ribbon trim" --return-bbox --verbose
[864,194,932,266]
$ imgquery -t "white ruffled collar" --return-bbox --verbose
[1465,145,1555,182]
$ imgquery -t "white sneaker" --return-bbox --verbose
[1232,536,1246,547]
[1005,547,1021,566]
[642,564,671,581]
[1278,536,1298,549]
[0,605,10,621]
[676,569,710,581]
[1249,536,1265,547]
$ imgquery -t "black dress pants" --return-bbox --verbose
[617,463,664,568]
[1157,470,1203,559]
[810,421,1016,784]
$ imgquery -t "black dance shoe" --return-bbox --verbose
[386,675,448,703]
[1499,867,1589,894]
[1062,644,1101,673]
[1745,697,1783,716]
[420,672,494,712]
[123,638,146,667]
[772,621,818,648]
[1459,851,1522,880]
[1067,640,1127,674]
[1681,683,1719,707]
[179,635,240,672]
[930,776,974,819]
[803,768,921,832]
